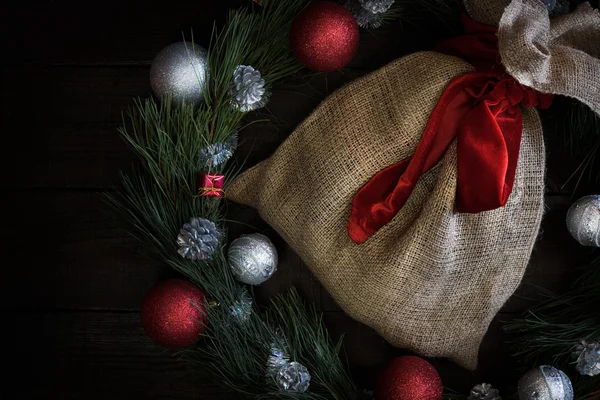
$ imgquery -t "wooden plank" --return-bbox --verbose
[1,64,355,188]
[2,308,526,400]
[3,185,579,316]
[5,310,233,400]
[2,0,246,66]
[4,65,595,194]
[2,1,457,66]
[1,189,324,310]
[2,189,165,310]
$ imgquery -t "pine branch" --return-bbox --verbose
[106,1,360,399]
[504,257,600,400]
[180,289,361,400]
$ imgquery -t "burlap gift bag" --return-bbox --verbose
[228,0,600,369]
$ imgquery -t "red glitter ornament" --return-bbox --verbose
[376,356,443,400]
[290,1,360,72]
[140,279,208,348]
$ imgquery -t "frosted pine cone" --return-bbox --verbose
[230,287,253,323]
[359,0,394,14]
[230,65,270,112]
[199,133,238,168]
[573,339,600,376]
[343,0,383,28]
[276,361,311,393]
[177,217,221,260]
[468,383,502,400]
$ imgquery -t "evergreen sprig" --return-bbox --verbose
[182,289,362,400]
[107,0,359,398]
[504,257,600,400]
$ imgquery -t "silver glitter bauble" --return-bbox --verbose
[177,217,221,260]
[572,339,600,376]
[276,361,311,393]
[517,366,573,400]
[230,65,270,112]
[227,233,278,285]
[199,133,238,169]
[469,383,502,400]
[230,287,253,323]
[150,42,209,105]
[358,0,394,14]
[343,0,383,28]
[566,195,600,247]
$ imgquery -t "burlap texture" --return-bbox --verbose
[227,52,546,369]
[499,0,600,115]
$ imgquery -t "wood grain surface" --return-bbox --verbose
[2,1,597,399]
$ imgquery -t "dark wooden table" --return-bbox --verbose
[2,1,597,399]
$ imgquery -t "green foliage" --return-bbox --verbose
[504,257,600,400]
[183,289,362,400]
[106,0,360,398]
[559,100,600,189]
[107,0,599,398]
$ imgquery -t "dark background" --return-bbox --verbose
[2,1,598,399]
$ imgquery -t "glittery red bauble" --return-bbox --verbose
[141,279,207,348]
[376,356,443,400]
[290,1,360,72]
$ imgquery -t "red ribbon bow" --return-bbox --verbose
[348,16,553,244]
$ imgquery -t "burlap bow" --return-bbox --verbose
[348,0,600,242]
[498,0,600,115]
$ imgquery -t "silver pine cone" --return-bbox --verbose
[230,287,253,323]
[359,0,394,14]
[572,339,600,376]
[199,133,238,169]
[230,65,270,112]
[469,383,501,400]
[276,361,311,393]
[343,0,384,28]
[177,217,221,260]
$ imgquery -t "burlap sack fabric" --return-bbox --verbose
[228,52,545,369]
[228,1,599,369]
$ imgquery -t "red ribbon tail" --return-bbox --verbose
[348,74,482,244]
[456,101,523,212]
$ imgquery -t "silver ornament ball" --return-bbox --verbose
[228,233,278,285]
[150,42,209,105]
[566,195,600,247]
[517,366,573,400]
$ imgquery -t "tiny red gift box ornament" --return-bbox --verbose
[199,174,225,197]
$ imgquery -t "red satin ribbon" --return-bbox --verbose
[348,16,553,244]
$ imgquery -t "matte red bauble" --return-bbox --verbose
[376,356,443,400]
[141,279,208,348]
[290,1,360,72]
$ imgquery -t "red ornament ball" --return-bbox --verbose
[376,356,443,400]
[140,279,208,348]
[290,1,360,72]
